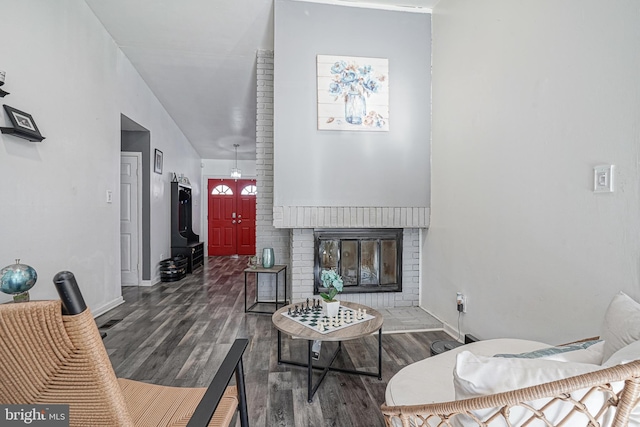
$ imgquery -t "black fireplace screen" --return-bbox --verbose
[314,229,402,294]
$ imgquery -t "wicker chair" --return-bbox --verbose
[0,271,249,427]
[381,353,640,427]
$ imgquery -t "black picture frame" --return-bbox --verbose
[1,105,45,142]
[154,149,163,174]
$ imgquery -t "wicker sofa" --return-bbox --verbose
[381,292,640,427]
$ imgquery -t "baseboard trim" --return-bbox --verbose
[92,296,125,318]
[441,319,463,343]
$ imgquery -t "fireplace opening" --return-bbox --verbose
[314,229,402,295]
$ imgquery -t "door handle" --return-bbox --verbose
[238,220,242,224]
[232,220,236,224]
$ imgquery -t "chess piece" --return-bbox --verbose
[363,309,367,316]
[287,307,292,316]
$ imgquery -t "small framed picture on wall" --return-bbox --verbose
[2,105,45,141]
[154,149,163,174]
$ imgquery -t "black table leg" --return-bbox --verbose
[307,340,313,402]
[378,328,382,380]
[275,271,280,309]
[277,330,282,364]
[244,272,248,313]
[276,327,383,402]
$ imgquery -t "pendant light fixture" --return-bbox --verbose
[230,144,241,180]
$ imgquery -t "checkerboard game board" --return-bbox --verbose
[281,304,374,334]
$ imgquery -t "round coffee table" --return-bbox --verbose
[272,301,384,402]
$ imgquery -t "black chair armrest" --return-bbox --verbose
[187,338,250,427]
[53,271,87,315]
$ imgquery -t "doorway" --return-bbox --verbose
[208,179,257,256]
[120,115,151,285]
[120,153,142,285]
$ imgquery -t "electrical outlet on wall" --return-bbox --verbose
[456,292,466,313]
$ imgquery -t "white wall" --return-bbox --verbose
[425,0,640,343]
[202,159,257,178]
[0,0,200,312]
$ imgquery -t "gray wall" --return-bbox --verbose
[274,0,431,209]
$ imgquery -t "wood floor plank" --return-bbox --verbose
[98,256,454,427]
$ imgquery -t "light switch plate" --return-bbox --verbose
[593,165,614,193]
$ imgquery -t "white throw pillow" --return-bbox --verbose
[601,292,640,363]
[453,351,605,426]
[602,339,640,367]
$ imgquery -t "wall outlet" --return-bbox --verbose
[456,292,466,313]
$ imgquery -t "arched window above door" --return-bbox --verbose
[211,184,233,195]
[241,185,257,195]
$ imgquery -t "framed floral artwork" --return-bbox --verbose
[317,55,389,131]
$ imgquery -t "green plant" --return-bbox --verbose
[319,269,344,302]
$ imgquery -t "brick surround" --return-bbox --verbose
[255,50,422,308]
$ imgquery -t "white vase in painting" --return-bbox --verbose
[322,300,340,318]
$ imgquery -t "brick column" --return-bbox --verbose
[256,50,290,299]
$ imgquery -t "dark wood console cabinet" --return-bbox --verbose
[171,182,204,273]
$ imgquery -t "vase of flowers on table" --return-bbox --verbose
[320,269,344,318]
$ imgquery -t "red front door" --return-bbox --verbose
[208,179,256,256]
[236,182,257,255]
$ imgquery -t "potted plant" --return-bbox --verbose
[319,269,344,318]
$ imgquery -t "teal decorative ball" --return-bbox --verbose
[0,259,37,295]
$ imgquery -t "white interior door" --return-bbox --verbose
[120,153,141,286]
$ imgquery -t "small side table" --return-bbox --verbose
[244,264,287,314]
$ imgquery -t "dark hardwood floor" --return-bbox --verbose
[97,256,451,427]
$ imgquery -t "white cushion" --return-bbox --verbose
[385,338,550,406]
[453,352,605,426]
[454,351,602,398]
[602,339,640,367]
[601,292,640,363]
[543,340,604,363]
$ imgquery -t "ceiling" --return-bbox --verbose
[85,0,439,160]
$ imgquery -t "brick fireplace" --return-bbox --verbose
[255,50,427,308]
[290,228,420,308]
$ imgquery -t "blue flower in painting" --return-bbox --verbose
[331,61,347,74]
[359,65,372,75]
[327,59,384,101]
[341,70,358,84]
[363,78,379,94]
